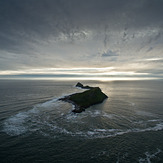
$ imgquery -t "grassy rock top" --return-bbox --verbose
[59,83,108,113]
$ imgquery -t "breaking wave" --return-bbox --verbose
[2,97,163,138]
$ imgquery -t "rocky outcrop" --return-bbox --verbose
[59,83,108,113]
[76,82,93,89]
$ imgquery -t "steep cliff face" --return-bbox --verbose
[59,83,108,113]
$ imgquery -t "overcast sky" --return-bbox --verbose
[0,0,163,80]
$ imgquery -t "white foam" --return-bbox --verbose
[65,121,163,139]
[87,131,96,135]
[73,85,86,91]
[103,112,115,119]
[139,148,162,163]
[39,98,58,107]
[3,105,163,138]
[147,119,161,122]
[3,112,29,136]
[94,129,107,132]
[2,97,62,136]
[131,102,135,106]
[74,86,83,90]
[136,110,154,117]
[128,101,135,106]
[90,110,101,117]
[133,120,144,124]
[3,94,163,139]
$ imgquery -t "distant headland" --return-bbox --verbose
[59,82,108,113]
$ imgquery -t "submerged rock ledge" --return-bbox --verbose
[59,82,108,113]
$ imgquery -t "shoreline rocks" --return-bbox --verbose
[76,82,93,89]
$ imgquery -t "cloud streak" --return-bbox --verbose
[0,0,163,79]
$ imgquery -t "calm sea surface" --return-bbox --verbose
[0,80,163,163]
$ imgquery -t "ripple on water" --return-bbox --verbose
[138,148,162,163]
[2,98,163,139]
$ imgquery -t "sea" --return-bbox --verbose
[0,79,163,163]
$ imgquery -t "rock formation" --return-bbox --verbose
[76,82,93,89]
[59,83,108,113]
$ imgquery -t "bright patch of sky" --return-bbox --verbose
[0,0,163,80]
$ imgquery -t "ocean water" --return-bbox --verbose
[0,80,163,163]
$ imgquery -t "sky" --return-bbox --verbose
[0,0,163,80]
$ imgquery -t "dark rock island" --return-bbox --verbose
[76,82,93,89]
[59,82,108,113]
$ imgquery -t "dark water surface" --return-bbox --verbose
[0,80,163,162]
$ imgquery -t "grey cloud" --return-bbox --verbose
[146,47,153,52]
[101,50,118,57]
[1,0,163,38]
[0,0,163,77]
